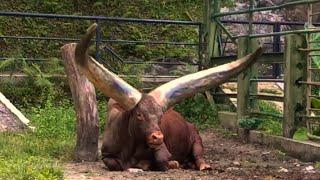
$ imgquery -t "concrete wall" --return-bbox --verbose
[218,111,320,162]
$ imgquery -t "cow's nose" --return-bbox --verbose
[147,131,164,146]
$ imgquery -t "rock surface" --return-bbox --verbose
[0,102,27,132]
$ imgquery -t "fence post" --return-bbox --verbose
[283,34,307,138]
[250,39,259,111]
[203,0,220,67]
[237,37,259,123]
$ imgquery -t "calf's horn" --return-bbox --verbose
[75,23,142,110]
[149,47,264,110]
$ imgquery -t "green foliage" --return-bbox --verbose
[29,99,76,140]
[0,155,62,180]
[98,100,107,133]
[258,119,282,136]
[311,97,320,109]
[221,0,236,8]
[293,127,308,141]
[0,98,75,179]
[0,58,15,71]
[258,100,282,115]
[0,57,68,109]
[174,93,219,129]
[0,0,204,63]
[241,101,283,135]
[239,118,263,130]
[118,63,151,89]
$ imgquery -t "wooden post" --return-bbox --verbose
[203,0,221,106]
[204,0,221,67]
[283,34,307,138]
[61,43,99,161]
[249,39,259,111]
[237,37,259,122]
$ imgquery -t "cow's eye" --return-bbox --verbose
[136,113,143,121]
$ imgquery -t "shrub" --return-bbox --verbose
[239,118,263,130]
[174,93,219,129]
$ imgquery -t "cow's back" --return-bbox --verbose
[160,108,194,163]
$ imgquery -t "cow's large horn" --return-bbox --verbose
[75,23,142,110]
[149,47,264,110]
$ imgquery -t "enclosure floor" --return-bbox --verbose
[63,129,320,180]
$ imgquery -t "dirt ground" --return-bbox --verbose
[64,129,320,180]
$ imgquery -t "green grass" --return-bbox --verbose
[0,98,76,179]
[293,127,308,141]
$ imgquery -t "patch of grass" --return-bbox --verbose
[293,127,308,141]
[0,98,76,179]
[258,119,282,136]
[0,154,62,180]
[258,101,282,115]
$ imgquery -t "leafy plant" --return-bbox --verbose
[174,93,219,129]
[293,127,308,141]
[0,98,75,179]
[239,118,263,130]
[258,100,282,115]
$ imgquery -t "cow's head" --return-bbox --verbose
[75,24,263,160]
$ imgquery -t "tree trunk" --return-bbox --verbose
[61,43,99,161]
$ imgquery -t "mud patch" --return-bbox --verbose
[64,129,320,179]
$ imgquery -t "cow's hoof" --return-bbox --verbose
[127,168,144,173]
[199,163,212,171]
[135,160,151,171]
[168,160,180,169]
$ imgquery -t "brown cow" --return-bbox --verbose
[75,24,263,171]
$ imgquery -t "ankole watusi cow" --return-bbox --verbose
[74,24,263,171]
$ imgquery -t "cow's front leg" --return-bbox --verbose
[152,143,172,171]
[189,124,211,171]
[102,156,128,171]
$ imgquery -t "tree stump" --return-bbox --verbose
[61,43,99,162]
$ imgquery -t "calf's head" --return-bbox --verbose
[74,23,263,154]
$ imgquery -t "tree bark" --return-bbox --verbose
[61,43,99,161]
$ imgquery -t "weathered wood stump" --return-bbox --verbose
[61,43,99,162]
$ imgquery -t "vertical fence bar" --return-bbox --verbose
[237,37,250,121]
[249,39,259,111]
[205,0,221,67]
[95,20,102,62]
[198,24,204,71]
[237,37,259,122]
[248,0,254,35]
[273,22,281,78]
[283,34,307,138]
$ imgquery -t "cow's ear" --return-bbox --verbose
[148,47,264,111]
[75,23,142,110]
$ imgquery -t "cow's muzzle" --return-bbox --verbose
[147,131,164,148]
